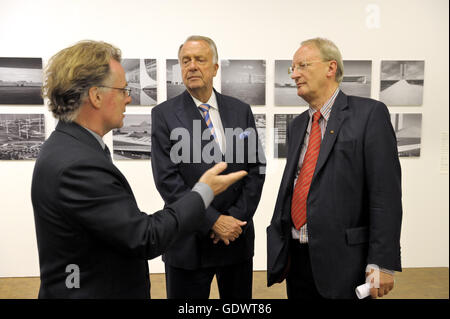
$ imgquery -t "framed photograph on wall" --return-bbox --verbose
[122,59,157,106]
[274,114,299,158]
[340,60,372,98]
[166,59,185,100]
[380,60,425,105]
[0,57,43,105]
[221,59,266,106]
[390,113,422,157]
[0,114,45,160]
[274,60,307,106]
[112,113,151,160]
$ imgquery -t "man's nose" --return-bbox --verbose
[186,60,198,70]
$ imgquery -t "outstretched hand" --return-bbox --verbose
[199,162,247,196]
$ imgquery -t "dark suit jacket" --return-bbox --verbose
[31,121,206,298]
[267,91,402,298]
[151,89,265,269]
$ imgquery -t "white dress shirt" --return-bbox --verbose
[190,91,226,154]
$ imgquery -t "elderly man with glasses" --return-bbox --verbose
[267,38,402,299]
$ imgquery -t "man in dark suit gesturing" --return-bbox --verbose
[267,38,402,299]
[31,40,247,299]
[151,35,265,298]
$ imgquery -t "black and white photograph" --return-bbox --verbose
[340,60,372,98]
[166,59,185,100]
[380,60,425,106]
[112,113,151,160]
[390,113,422,157]
[221,60,266,106]
[0,57,43,105]
[274,114,299,158]
[274,60,307,106]
[0,114,45,160]
[122,59,157,106]
[253,113,266,151]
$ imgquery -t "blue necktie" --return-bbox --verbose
[198,103,217,140]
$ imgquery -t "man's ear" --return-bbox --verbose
[327,60,338,80]
[88,86,102,109]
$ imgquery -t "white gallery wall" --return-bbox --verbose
[0,0,448,277]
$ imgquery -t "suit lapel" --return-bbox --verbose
[175,90,205,133]
[215,89,235,130]
[285,113,309,186]
[313,91,349,180]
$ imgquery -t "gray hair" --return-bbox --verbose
[301,37,344,83]
[178,35,218,64]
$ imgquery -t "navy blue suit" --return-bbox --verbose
[267,91,402,298]
[32,121,206,298]
[151,90,265,297]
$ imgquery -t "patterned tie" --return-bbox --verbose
[198,103,217,140]
[291,111,322,230]
[104,144,112,163]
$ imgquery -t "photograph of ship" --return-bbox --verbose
[254,113,266,151]
[380,60,425,105]
[166,59,185,100]
[112,114,151,160]
[390,113,422,157]
[122,59,157,106]
[340,60,372,98]
[273,114,299,158]
[274,60,307,106]
[221,60,266,106]
[0,57,43,104]
[0,114,45,160]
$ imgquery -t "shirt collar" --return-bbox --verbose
[308,87,340,121]
[190,90,218,110]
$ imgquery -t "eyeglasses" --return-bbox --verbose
[288,60,330,74]
[99,86,132,96]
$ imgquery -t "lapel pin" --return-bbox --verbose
[330,130,335,134]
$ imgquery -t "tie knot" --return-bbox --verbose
[198,104,211,113]
[313,111,322,122]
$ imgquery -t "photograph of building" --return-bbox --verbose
[390,113,422,157]
[380,60,425,105]
[274,60,307,106]
[273,114,299,158]
[0,58,43,105]
[0,114,45,160]
[221,59,266,105]
[112,114,151,160]
[166,59,185,100]
[122,58,157,106]
[340,60,372,98]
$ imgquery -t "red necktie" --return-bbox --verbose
[291,111,322,230]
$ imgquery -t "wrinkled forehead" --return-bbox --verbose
[293,44,321,63]
[179,40,212,57]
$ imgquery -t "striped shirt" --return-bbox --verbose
[291,88,340,243]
